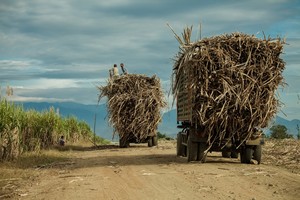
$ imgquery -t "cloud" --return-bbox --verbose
[0,60,45,82]
[6,95,75,103]
[6,85,101,104]
[0,0,299,119]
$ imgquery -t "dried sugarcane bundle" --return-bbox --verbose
[98,74,166,142]
[263,139,300,174]
[172,26,286,145]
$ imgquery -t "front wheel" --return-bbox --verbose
[147,138,153,147]
[240,146,253,164]
[176,132,185,156]
[152,136,158,146]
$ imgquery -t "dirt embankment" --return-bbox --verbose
[1,139,300,200]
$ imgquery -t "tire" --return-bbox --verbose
[152,136,158,146]
[241,146,253,164]
[240,151,246,163]
[222,151,231,158]
[187,137,198,162]
[147,138,153,147]
[197,142,207,162]
[253,145,262,164]
[176,132,184,156]
[231,152,239,158]
[119,137,129,148]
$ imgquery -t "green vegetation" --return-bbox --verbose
[0,99,107,161]
[157,131,173,140]
[270,124,293,139]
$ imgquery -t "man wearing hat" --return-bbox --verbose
[112,64,119,78]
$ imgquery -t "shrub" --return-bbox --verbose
[270,124,293,139]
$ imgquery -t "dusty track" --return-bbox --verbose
[15,140,300,200]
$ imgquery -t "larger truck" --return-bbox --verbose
[175,68,264,164]
[170,31,284,164]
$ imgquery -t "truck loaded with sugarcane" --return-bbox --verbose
[171,27,285,163]
[98,66,166,148]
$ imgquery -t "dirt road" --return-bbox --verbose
[16,140,300,200]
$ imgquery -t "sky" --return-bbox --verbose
[0,0,299,120]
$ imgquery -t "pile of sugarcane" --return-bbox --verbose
[263,139,300,174]
[172,26,286,145]
[98,74,166,141]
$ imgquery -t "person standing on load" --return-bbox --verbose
[112,64,119,78]
[120,63,128,75]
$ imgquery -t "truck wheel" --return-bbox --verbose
[253,145,262,164]
[119,137,129,148]
[176,132,185,156]
[222,151,231,158]
[187,137,198,162]
[147,138,153,147]
[152,136,158,146]
[241,146,253,164]
[231,152,239,158]
[197,142,207,162]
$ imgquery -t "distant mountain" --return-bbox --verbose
[17,102,300,140]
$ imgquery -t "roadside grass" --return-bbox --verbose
[0,140,111,199]
[0,148,68,199]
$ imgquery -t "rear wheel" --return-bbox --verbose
[231,152,239,158]
[119,137,129,148]
[176,132,185,156]
[197,142,207,162]
[222,151,231,158]
[253,145,262,164]
[187,137,198,162]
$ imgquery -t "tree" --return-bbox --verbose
[157,131,166,139]
[270,124,293,139]
[157,132,173,140]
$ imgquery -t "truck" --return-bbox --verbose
[175,68,264,164]
[98,74,165,149]
[170,30,285,164]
